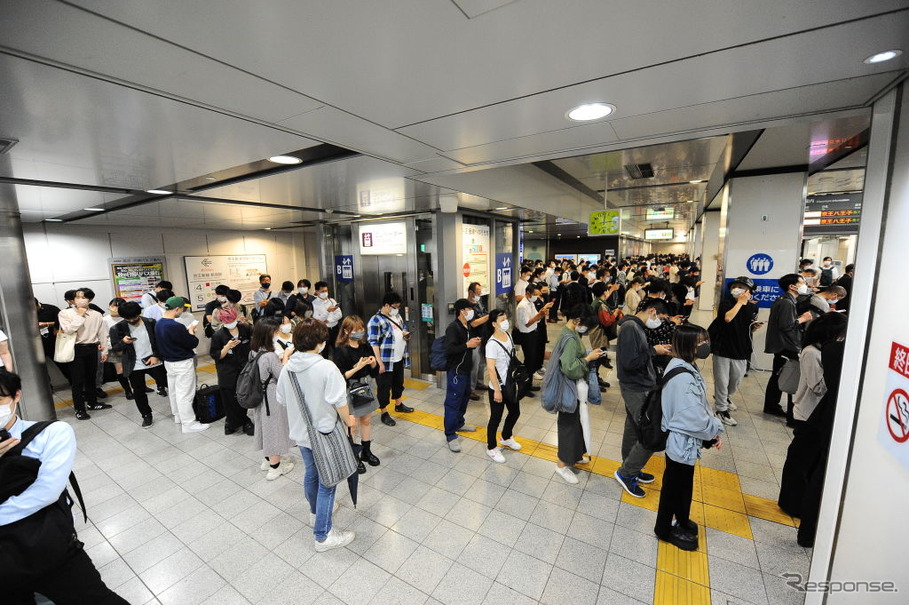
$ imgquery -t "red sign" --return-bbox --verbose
[888,342,909,379]
[462,263,471,277]
[885,389,909,444]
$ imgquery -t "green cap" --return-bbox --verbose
[164,296,185,310]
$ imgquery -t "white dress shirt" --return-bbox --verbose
[516,297,539,333]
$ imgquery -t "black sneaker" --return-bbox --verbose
[673,519,698,535]
[157,387,168,397]
[381,412,396,427]
[637,471,655,484]
[125,391,135,401]
[224,424,238,435]
[75,410,91,420]
[667,525,698,551]
[87,403,112,410]
[243,422,255,436]
[395,403,414,413]
[144,386,154,393]
[141,415,153,428]
[95,388,108,399]
[763,406,786,417]
[614,470,645,498]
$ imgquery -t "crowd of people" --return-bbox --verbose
[1,252,856,599]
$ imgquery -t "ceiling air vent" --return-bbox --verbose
[0,137,19,155]
[624,162,654,179]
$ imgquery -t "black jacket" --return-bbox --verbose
[765,294,802,355]
[210,324,253,387]
[109,318,161,378]
[445,319,474,375]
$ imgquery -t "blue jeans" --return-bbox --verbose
[299,446,337,541]
[443,370,472,441]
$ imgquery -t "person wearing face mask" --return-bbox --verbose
[141,288,173,321]
[285,279,315,321]
[334,315,380,472]
[277,280,296,305]
[155,296,208,433]
[312,281,343,357]
[274,317,296,353]
[764,274,815,420]
[622,277,646,316]
[547,267,564,322]
[466,282,492,400]
[655,324,724,552]
[109,302,169,428]
[709,278,762,426]
[515,285,553,393]
[484,310,524,464]
[253,274,273,322]
[442,299,484,452]
[203,284,231,337]
[102,297,135,400]
[818,257,839,287]
[140,280,172,309]
[367,292,414,427]
[276,318,356,552]
[808,285,847,316]
[57,288,111,420]
[834,264,854,313]
[249,317,296,480]
[0,370,131,604]
[210,306,254,436]
[514,267,532,302]
[614,298,673,497]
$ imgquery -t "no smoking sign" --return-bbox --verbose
[880,342,909,467]
[886,388,909,443]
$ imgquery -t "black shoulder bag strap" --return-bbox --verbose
[7,421,87,522]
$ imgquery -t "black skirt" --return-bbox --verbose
[557,408,586,465]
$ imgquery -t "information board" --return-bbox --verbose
[184,255,267,311]
[644,228,674,241]
[359,221,407,255]
[110,257,166,303]
[803,193,862,235]
[335,255,354,283]
[462,224,490,294]
[495,253,513,296]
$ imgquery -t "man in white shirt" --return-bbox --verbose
[514,267,532,302]
[142,289,172,321]
[0,370,129,603]
[140,280,172,309]
[312,281,343,356]
[515,284,552,391]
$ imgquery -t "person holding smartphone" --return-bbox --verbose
[211,306,254,435]
[109,302,169,428]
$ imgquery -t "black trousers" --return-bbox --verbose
[70,344,99,413]
[764,352,796,414]
[127,365,168,418]
[548,293,560,321]
[487,388,520,449]
[519,331,542,375]
[376,362,405,410]
[654,456,696,538]
[10,543,129,605]
[221,387,250,430]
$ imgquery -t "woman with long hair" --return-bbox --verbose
[655,324,724,551]
[333,315,380,473]
[249,316,296,480]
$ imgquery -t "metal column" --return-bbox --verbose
[0,155,56,420]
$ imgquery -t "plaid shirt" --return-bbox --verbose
[367,312,410,370]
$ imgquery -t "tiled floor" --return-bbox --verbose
[47,314,811,605]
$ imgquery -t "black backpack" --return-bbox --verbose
[795,294,815,317]
[489,337,532,402]
[637,366,695,452]
[236,351,272,413]
[820,268,834,287]
[429,335,450,372]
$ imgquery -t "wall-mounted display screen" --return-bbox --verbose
[644,228,675,241]
[554,254,577,263]
[646,208,675,220]
[577,253,601,264]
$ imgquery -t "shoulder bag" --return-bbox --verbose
[53,330,76,363]
[290,371,358,487]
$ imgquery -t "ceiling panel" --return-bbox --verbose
[738,115,870,170]
[0,53,319,189]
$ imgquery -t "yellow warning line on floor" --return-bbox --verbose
[402,377,432,390]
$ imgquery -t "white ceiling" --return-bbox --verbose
[0,0,905,229]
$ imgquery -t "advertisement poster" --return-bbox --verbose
[110,257,166,303]
[462,223,490,294]
[359,221,408,255]
[183,255,267,311]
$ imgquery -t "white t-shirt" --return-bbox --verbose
[514,279,529,298]
[128,322,161,370]
[0,329,7,368]
[516,298,538,333]
[486,335,513,389]
[391,327,406,363]
[142,304,164,321]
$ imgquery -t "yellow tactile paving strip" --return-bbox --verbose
[382,405,800,605]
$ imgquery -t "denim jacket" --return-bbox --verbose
[660,357,723,465]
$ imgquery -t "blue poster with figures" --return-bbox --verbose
[726,278,780,308]
[495,253,513,295]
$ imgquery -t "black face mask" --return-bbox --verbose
[262,282,271,289]
[696,342,711,359]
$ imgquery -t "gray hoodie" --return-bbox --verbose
[660,357,724,466]
[276,351,347,449]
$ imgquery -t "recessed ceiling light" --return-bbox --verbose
[557,233,562,237]
[864,49,902,64]
[528,230,534,233]
[205,177,216,181]
[494,206,509,211]
[576,235,581,239]
[689,180,706,184]
[45,218,63,222]
[264,227,272,231]
[566,103,616,122]
[268,155,303,165]
[83,207,104,212]
[146,189,173,195]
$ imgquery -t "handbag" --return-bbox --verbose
[53,330,76,363]
[290,372,358,488]
[778,358,801,394]
[540,333,579,414]
[193,384,225,423]
[348,378,376,409]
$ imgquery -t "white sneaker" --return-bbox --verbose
[266,461,295,480]
[555,465,579,484]
[727,402,738,411]
[314,528,355,552]
[500,438,522,451]
[456,424,477,432]
[260,459,270,471]
[533,371,545,380]
[448,439,462,453]
[173,415,181,424]
[718,410,738,426]
[181,421,210,433]
[487,447,506,463]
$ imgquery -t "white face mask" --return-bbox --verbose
[279,323,292,334]
[498,319,510,332]
[472,295,480,303]
[528,296,537,303]
[299,287,308,295]
[388,307,400,317]
[0,400,14,426]
[217,296,227,303]
[465,309,475,321]
[316,342,326,354]
[223,321,238,330]
[730,288,746,298]
[576,325,588,334]
[318,292,329,300]
[645,316,663,329]
[797,284,810,295]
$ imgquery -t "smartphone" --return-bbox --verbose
[190,320,199,327]
[141,355,154,365]
[231,337,240,342]
[0,428,12,443]
[599,347,609,352]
